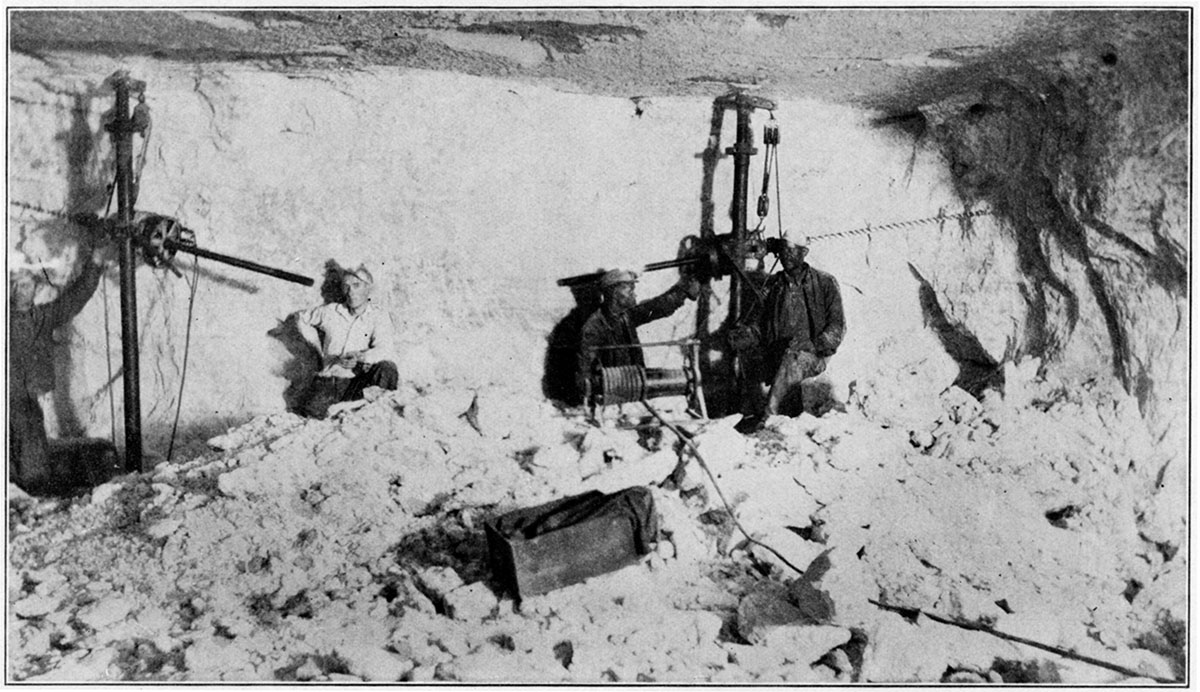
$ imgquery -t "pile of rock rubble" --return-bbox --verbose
[7,364,1185,683]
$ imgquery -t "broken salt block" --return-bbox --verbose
[744,526,825,578]
[12,594,59,618]
[909,429,934,449]
[690,610,725,645]
[765,412,822,438]
[736,580,806,645]
[341,646,415,681]
[24,646,119,682]
[860,614,953,682]
[415,566,464,601]
[146,517,182,540]
[763,624,852,665]
[444,582,499,622]
[690,416,749,478]
[581,448,677,494]
[787,577,837,625]
[940,386,982,423]
[89,480,123,506]
[725,642,787,677]
[28,567,67,597]
[76,596,135,631]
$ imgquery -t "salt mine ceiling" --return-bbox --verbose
[7,8,1178,107]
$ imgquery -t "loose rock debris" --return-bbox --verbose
[7,368,1185,683]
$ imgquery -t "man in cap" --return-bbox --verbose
[295,263,399,417]
[576,269,701,399]
[729,238,845,421]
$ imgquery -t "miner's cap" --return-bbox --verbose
[344,264,375,285]
[599,268,638,288]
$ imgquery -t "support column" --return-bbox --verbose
[106,71,143,473]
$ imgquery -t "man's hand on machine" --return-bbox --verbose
[678,276,702,300]
[728,325,758,351]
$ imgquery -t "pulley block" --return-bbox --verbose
[137,214,196,268]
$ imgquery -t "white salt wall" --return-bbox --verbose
[7,52,1147,462]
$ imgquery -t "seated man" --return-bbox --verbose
[295,264,398,417]
[576,268,700,401]
[730,238,845,420]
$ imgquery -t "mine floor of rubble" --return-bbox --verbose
[6,375,1186,683]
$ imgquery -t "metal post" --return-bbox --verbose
[725,98,757,395]
[726,100,756,329]
[107,71,143,473]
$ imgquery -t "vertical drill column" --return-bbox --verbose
[726,101,756,332]
[725,99,757,392]
[106,71,143,473]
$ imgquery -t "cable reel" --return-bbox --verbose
[586,339,708,421]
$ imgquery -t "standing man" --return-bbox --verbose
[730,238,845,420]
[295,264,398,417]
[576,269,701,400]
[9,235,109,493]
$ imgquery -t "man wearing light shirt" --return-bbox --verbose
[295,264,398,417]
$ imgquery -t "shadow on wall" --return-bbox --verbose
[907,263,1004,399]
[50,90,110,439]
[869,14,1188,410]
[267,260,351,413]
[541,281,602,406]
[268,314,318,414]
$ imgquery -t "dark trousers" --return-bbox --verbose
[302,361,399,418]
[9,385,51,491]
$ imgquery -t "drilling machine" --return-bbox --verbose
[17,71,316,473]
[558,91,785,421]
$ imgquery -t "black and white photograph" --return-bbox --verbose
[6,6,1189,684]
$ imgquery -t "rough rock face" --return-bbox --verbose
[902,14,1188,453]
[11,52,989,459]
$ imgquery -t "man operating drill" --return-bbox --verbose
[576,269,701,400]
[9,233,111,493]
[730,238,845,423]
[295,264,399,418]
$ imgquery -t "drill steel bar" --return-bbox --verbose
[110,72,143,473]
[161,239,314,286]
[868,600,1180,684]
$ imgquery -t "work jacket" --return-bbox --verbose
[11,258,105,397]
[576,284,689,393]
[751,262,845,367]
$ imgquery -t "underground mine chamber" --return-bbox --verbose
[6,8,1187,684]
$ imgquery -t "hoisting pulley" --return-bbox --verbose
[756,114,779,223]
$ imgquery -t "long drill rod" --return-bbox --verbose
[161,238,314,286]
[869,600,1180,683]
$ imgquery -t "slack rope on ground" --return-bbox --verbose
[641,398,807,576]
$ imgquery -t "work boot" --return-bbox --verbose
[734,415,764,434]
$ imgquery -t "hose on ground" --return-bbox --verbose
[641,399,806,577]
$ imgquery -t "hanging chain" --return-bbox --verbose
[10,200,74,220]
